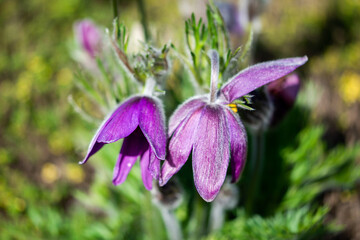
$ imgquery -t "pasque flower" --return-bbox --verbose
[160,50,307,201]
[80,93,166,190]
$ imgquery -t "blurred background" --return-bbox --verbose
[1,0,360,239]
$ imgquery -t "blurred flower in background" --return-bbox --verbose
[74,20,102,58]
[268,73,301,126]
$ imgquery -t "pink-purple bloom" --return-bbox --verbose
[74,19,102,58]
[80,95,167,190]
[160,51,308,202]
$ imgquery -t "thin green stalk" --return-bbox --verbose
[245,129,265,213]
[136,0,151,42]
[112,0,119,21]
[188,196,209,239]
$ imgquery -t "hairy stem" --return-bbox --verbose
[208,50,219,103]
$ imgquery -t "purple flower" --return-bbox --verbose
[268,73,300,107]
[216,2,243,36]
[80,95,167,190]
[268,73,301,126]
[74,19,102,58]
[160,51,307,201]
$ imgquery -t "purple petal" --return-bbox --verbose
[112,128,149,185]
[225,108,247,182]
[79,142,105,164]
[221,56,308,103]
[80,96,141,164]
[168,96,207,136]
[97,96,141,143]
[192,105,230,202]
[160,107,204,186]
[140,148,153,190]
[148,149,161,180]
[139,97,167,160]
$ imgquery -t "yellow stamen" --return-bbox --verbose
[228,103,238,113]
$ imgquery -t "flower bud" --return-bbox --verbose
[74,19,102,58]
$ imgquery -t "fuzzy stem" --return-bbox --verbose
[209,50,219,103]
[143,77,156,96]
[209,203,224,232]
[158,208,183,240]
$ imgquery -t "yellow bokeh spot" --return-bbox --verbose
[41,163,59,184]
[27,56,43,73]
[65,163,85,184]
[13,197,26,212]
[0,148,11,164]
[49,131,72,155]
[16,72,33,102]
[56,68,73,87]
[339,71,360,104]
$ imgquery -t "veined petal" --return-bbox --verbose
[148,148,161,180]
[139,97,167,160]
[112,128,148,185]
[192,105,230,202]
[160,107,204,186]
[168,96,207,136]
[221,56,308,103]
[140,148,153,190]
[80,96,141,164]
[225,108,247,182]
[97,96,141,143]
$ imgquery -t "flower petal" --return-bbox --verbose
[160,107,204,186]
[140,148,153,190]
[225,108,247,182]
[97,96,141,143]
[79,142,105,164]
[139,97,167,160]
[168,96,207,136]
[148,149,161,180]
[220,56,308,103]
[192,105,230,202]
[112,128,148,185]
[80,96,141,164]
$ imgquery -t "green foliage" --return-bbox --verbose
[281,126,360,209]
[208,206,328,240]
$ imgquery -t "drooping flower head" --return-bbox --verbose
[80,92,167,190]
[160,50,307,201]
